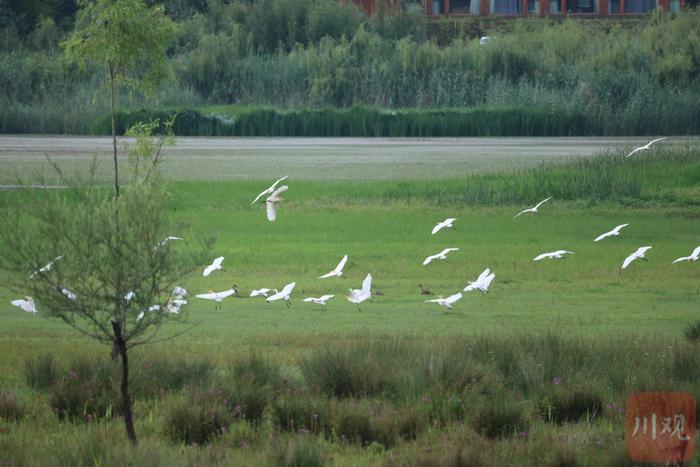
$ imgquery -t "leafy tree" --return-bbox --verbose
[0,123,205,444]
[62,0,177,199]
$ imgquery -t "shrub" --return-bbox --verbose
[273,396,328,434]
[683,320,700,343]
[230,352,283,390]
[24,353,60,391]
[539,386,604,424]
[272,436,326,467]
[161,393,232,445]
[470,398,529,439]
[131,354,213,398]
[0,389,25,422]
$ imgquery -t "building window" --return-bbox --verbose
[491,0,522,13]
[432,0,445,13]
[624,0,656,12]
[528,0,540,13]
[609,0,620,12]
[568,0,596,12]
[549,0,562,13]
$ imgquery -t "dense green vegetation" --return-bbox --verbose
[2,1,700,135]
[1,146,699,464]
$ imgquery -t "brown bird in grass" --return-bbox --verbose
[419,284,433,295]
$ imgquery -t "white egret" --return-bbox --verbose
[479,36,489,45]
[266,282,296,308]
[60,287,77,301]
[196,287,236,310]
[172,286,187,300]
[250,288,272,298]
[533,250,574,261]
[203,256,225,277]
[423,248,459,266]
[625,137,667,158]
[347,273,372,311]
[464,268,496,293]
[319,255,348,279]
[594,224,629,242]
[29,255,63,279]
[251,175,289,204]
[515,197,552,218]
[303,295,335,310]
[167,286,188,314]
[124,290,136,302]
[11,297,37,315]
[621,246,652,269]
[154,236,183,249]
[672,246,700,264]
[265,185,288,221]
[425,292,463,311]
[431,218,457,235]
[137,305,161,321]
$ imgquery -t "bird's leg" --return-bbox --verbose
[286,300,290,309]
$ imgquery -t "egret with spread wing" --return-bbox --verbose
[625,137,667,158]
[672,246,700,264]
[251,176,289,204]
[347,273,372,311]
[265,185,288,221]
[621,246,652,269]
[196,287,236,310]
[594,224,629,242]
[203,256,225,277]
[425,292,462,311]
[266,282,296,307]
[515,197,552,218]
[423,248,459,266]
[431,218,457,235]
[464,268,496,293]
[319,255,348,279]
[533,250,574,261]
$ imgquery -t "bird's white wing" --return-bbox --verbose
[534,197,553,209]
[280,282,296,297]
[672,256,689,264]
[335,255,348,274]
[648,137,667,147]
[440,248,459,256]
[303,297,318,303]
[635,246,652,256]
[251,188,270,205]
[422,254,437,266]
[690,246,700,259]
[621,254,636,269]
[514,207,532,218]
[445,293,463,304]
[425,298,442,304]
[476,268,491,282]
[625,146,645,158]
[361,274,372,295]
[533,252,551,261]
[482,273,496,289]
[266,200,278,221]
[431,221,445,235]
[319,295,334,301]
[594,230,612,242]
[212,256,224,268]
[218,289,236,299]
[196,292,219,300]
[270,175,289,190]
[612,224,629,234]
[269,185,288,200]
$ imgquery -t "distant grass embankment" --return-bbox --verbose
[89,105,700,137]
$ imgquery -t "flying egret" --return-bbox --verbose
[423,248,459,266]
[167,286,188,314]
[196,288,236,310]
[594,224,629,242]
[464,268,496,293]
[672,246,700,264]
[251,175,289,204]
[431,218,457,235]
[347,273,372,311]
[11,297,37,315]
[303,295,335,310]
[419,284,433,295]
[154,236,183,250]
[425,292,463,311]
[203,256,225,277]
[319,255,348,279]
[515,197,552,218]
[250,288,272,298]
[29,255,63,279]
[265,185,288,221]
[60,287,76,301]
[625,137,667,158]
[266,282,296,308]
[533,250,574,261]
[124,290,136,302]
[621,246,652,269]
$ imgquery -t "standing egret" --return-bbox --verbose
[203,256,225,277]
[265,185,288,221]
[319,255,348,279]
[515,197,552,218]
[423,248,459,266]
[621,246,652,269]
[250,288,272,298]
[347,273,372,311]
[594,224,629,242]
[425,292,463,311]
[533,250,574,261]
[464,268,496,293]
[266,282,296,308]
[29,255,63,279]
[251,175,289,204]
[431,218,457,235]
[196,288,236,310]
[303,295,335,310]
[625,137,667,158]
[11,297,37,315]
[672,246,700,264]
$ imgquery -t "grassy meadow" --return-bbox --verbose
[0,143,699,466]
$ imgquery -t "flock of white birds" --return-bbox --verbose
[10,137,699,316]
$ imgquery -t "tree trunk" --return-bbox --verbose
[111,321,137,444]
[109,63,120,199]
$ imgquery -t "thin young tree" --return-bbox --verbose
[62,0,177,199]
[0,123,206,445]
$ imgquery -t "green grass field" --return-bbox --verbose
[1,142,699,466]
